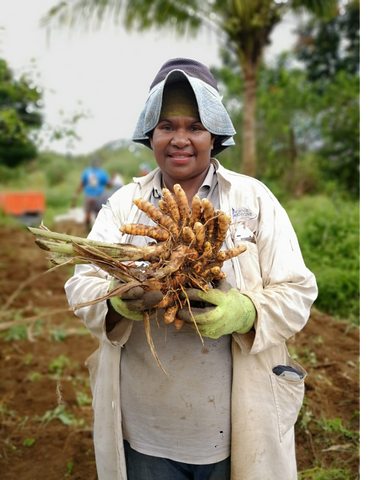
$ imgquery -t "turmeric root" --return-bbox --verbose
[162,188,181,224]
[217,245,247,262]
[182,226,196,245]
[164,304,179,324]
[189,196,202,228]
[202,198,215,237]
[121,224,170,242]
[193,222,206,251]
[133,198,179,236]
[173,184,190,225]
[215,211,231,253]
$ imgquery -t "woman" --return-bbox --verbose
[65,58,318,480]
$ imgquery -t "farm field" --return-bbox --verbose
[0,222,359,480]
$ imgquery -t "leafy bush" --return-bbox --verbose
[286,195,359,323]
[0,164,28,185]
[37,152,75,186]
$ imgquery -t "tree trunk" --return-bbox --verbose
[241,59,258,178]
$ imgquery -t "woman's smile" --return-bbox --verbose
[168,150,194,163]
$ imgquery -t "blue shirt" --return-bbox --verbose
[82,167,109,197]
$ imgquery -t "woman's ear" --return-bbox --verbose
[211,135,215,150]
[149,137,154,150]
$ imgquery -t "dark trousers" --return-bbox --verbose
[124,440,231,480]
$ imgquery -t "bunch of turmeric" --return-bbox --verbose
[119,184,246,329]
[29,184,246,330]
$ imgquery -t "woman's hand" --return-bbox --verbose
[177,280,256,339]
[106,280,163,332]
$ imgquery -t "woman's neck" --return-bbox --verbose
[162,173,208,206]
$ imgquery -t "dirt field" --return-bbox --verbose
[0,223,359,480]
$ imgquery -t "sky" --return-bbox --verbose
[1,1,299,155]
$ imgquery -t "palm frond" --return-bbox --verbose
[290,0,338,18]
[40,0,213,34]
[123,0,202,35]
[40,0,129,30]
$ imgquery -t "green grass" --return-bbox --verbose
[285,195,359,324]
[298,467,355,480]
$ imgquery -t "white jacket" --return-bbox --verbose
[65,159,318,480]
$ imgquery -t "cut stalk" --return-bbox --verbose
[29,227,165,261]
[28,227,119,248]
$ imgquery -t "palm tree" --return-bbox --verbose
[41,0,337,177]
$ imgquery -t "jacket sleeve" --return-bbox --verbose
[64,198,134,347]
[232,187,318,355]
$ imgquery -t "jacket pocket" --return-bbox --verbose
[270,356,307,442]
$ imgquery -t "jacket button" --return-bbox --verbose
[112,400,115,409]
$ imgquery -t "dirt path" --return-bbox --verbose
[0,224,359,479]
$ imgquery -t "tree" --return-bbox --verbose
[213,45,359,197]
[295,0,359,83]
[41,0,338,177]
[294,0,359,196]
[0,59,43,167]
[311,71,359,197]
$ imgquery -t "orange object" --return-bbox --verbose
[0,191,45,216]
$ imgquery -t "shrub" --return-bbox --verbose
[286,195,359,323]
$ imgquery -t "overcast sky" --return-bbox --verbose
[1,1,298,155]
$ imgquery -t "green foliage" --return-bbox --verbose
[256,54,323,192]
[313,72,359,196]
[38,152,75,186]
[75,390,92,406]
[65,461,74,477]
[22,438,36,447]
[286,195,359,323]
[48,354,71,376]
[298,466,353,480]
[0,58,43,167]
[295,0,359,82]
[3,325,28,342]
[28,372,42,382]
[34,404,85,427]
[214,46,359,197]
[0,209,19,228]
[0,163,28,184]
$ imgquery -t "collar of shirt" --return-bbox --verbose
[152,163,218,201]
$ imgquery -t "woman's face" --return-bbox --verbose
[150,116,215,187]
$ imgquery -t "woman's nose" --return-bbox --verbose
[171,129,191,147]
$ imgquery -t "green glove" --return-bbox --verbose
[177,279,256,339]
[108,279,163,321]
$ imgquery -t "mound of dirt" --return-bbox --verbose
[0,224,359,479]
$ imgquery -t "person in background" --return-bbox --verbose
[71,156,111,231]
[110,171,124,192]
[65,58,318,480]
